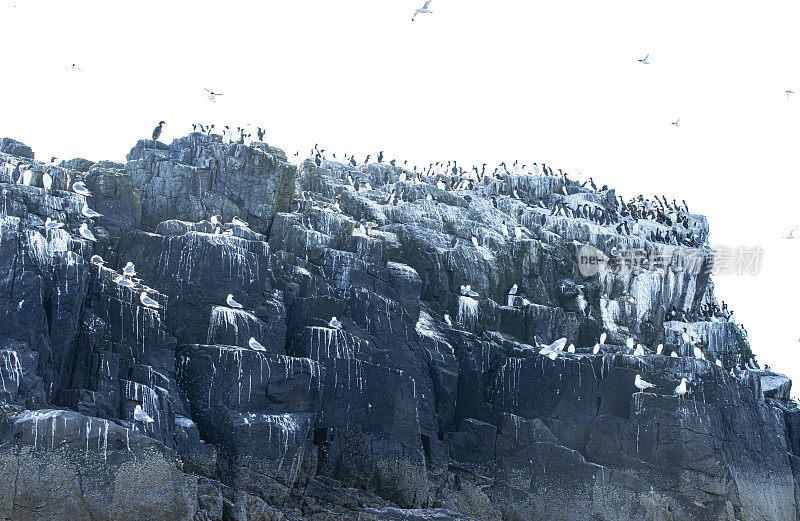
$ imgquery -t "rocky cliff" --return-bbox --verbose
[0,133,797,521]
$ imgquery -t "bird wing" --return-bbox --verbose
[423,0,433,7]
[412,12,418,20]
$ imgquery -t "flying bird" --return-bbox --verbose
[671,118,680,127]
[42,171,52,191]
[787,90,795,98]
[412,0,433,21]
[204,88,223,101]
[783,226,798,239]
[638,54,650,65]
[69,63,82,72]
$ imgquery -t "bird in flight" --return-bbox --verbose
[671,117,680,127]
[787,90,795,99]
[69,63,81,71]
[204,88,223,101]
[638,54,650,65]
[412,0,433,21]
[783,226,798,240]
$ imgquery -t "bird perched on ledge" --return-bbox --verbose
[152,121,165,143]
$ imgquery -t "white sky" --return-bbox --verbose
[1,0,799,390]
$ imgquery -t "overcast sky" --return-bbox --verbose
[1,0,799,390]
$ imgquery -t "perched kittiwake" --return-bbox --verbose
[123,262,136,277]
[460,285,479,298]
[140,291,160,308]
[133,404,154,423]
[210,215,220,226]
[81,203,102,218]
[634,344,645,357]
[567,344,575,353]
[114,275,136,288]
[42,171,52,191]
[634,374,655,391]
[610,247,620,256]
[509,284,518,295]
[626,337,635,350]
[78,223,96,241]
[329,316,342,329]
[248,337,267,352]
[444,313,452,326]
[670,351,679,358]
[674,377,688,396]
[656,343,664,355]
[437,178,446,190]
[90,254,104,266]
[693,346,705,360]
[592,343,600,355]
[44,217,64,230]
[226,294,243,308]
[231,216,248,227]
[72,181,91,196]
[715,359,723,367]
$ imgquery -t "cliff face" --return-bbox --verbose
[0,133,797,521]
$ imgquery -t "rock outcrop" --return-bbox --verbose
[0,133,796,521]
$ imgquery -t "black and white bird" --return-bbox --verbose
[782,226,798,240]
[114,275,136,288]
[638,54,650,65]
[412,0,433,21]
[674,377,688,397]
[671,117,680,127]
[42,170,52,191]
[787,90,795,98]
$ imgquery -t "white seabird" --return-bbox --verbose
[248,337,267,352]
[635,374,655,391]
[90,254,104,266]
[81,203,103,218]
[42,171,52,191]
[471,236,480,248]
[72,181,91,196]
[600,332,607,345]
[78,223,96,241]
[226,294,243,308]
[140,291,160,308]
[567,344,575,353]
[715,359,723,367]
[133,404,154,423]
[44,217,64,230]
[509,284,518,295]
[412,0,433,21]
[693,346,705,360]
[231,216,248,227]
[634,344,645,357]
[514,226,522,239]
[460,285,479,298]
[123,262,136,277]
[626,337,635,350]
[329,316,342,329]
[656,343,664,355]
[444,313,452,326]
[674,377,688,396]
[114,275,136,288]
[670,351,679,358]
